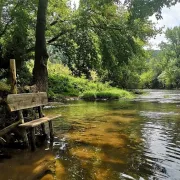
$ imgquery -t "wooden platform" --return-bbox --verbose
[19,115,61,128]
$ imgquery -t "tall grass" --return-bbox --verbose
[81,88,133,101]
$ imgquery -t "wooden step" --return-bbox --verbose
[19,115,61,128]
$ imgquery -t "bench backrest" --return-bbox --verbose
[7,92,48,112]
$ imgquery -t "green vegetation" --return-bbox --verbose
[0,82,10,92]
[48,75,133,101]
[140,26,180,89]
[27,61,133,100]
[0,0,180,96]
[81,89,133,101]
[1,1,180,175]
[0,0,159,91]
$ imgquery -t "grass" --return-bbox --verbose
[81,89,134,101]
[80,91,97,100]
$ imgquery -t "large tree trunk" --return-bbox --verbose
[33,0,48,92]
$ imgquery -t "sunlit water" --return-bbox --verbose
[1,90,180,180]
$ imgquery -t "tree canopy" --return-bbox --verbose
[0,0,179,90]
[126,0,180,19]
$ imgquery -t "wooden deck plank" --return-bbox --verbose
[19,115,61,128]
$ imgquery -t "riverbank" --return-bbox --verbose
[46,62,134,101]
[48,89,134,102]
[0,61,135,102]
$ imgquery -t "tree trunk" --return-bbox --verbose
[33,0,49,92]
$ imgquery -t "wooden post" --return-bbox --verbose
[10,59,17,94]
[48,121,54,141]
[10,59,29,147]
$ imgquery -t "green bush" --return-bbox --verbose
[80,91,97,100]
[81,89,133,101]
[96,91,119,100]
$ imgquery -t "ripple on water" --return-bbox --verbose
[134,89,180,103]
[140,111,180,119]
[140,110,180,180]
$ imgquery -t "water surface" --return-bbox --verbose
[1,90,180,179]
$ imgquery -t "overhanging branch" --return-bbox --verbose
[47,28,74,44]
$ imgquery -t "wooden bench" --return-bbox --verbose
[6,92,61,150]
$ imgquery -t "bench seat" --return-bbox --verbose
[6,92,62,151]
[19,115,61,128]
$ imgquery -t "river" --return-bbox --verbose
[0,90,180,180]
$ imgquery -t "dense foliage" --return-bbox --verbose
[141,27,180,89]
[126,0,180,19]
[0,0,179,92]
[26,61,133,100]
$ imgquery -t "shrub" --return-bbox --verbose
[80,91,96,100]
[96,91,119,100]
[81,89,133,101]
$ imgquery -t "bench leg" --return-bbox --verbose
[48,121,54,141]
[41,123,46,135]
[22,129,29,148]
[30,127,36,151]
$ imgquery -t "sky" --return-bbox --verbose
[149,3,180,49]
[71,0,180,49]
[71,0,79,8]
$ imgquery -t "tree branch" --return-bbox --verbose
[47,28,74,44]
